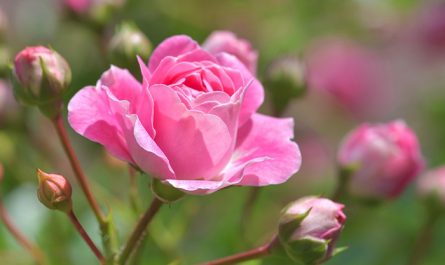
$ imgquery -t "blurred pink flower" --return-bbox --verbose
[203,31,258,74]
[417,166,445,205]
[68,35,301,194]
[415,2,445,53]
[64,0,91,13]
[338,120,424,199]
[306,39,385,116]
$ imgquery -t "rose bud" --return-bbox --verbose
[203,31,258,74]
[417,166,445,210]
[338,120,424,200]
[278,196,346,265]
[108,22,152,74]
[13,46,71,118]
[36,169,72,213]
[264,56,306,115]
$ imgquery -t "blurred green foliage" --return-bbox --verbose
[2,0,445,264]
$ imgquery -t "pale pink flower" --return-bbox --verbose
[338,120,424,199]
[68,35,301,194]
[203,31,258,74]
[306,39,384,115]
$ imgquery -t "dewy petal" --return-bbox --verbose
[68,85,133,162]
[150,84,236,182]
[216,53,264,125]
[148,35,200,72]
[222,113,301,186]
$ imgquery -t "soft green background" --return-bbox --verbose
[1,0,445,264]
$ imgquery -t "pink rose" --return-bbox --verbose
[68,35,301,194]
[203,31,258,74]
[279,196,346,263]
[306,39,385,115]
[417,167,445,206]
[338,120,424,199]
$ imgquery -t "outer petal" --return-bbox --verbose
[216,53,264,125]
[150,84,237,181]
[223,113,301,186]
[165,113,301,195]
[67,86,133,162]
[148,35,200,72]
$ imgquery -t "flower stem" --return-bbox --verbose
[52,115,105,224]
[331,166,353,202]
[67,210,105,264]
[406,210,440,265]
[118,197,164,264]
[198,235,279,265]
[0,200,46,265]
[128,165,142,214]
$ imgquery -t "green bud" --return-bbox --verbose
[108,22,152,74]
[264,56,306,115]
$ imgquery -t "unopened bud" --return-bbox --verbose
[108,22,152,73]
[264,56,306,115]
[36,169,72,213]
[278,196,346,265]
[151,179,184,203]
[13,46,71,118]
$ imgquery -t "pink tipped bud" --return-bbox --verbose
[279,196,346,264]
[417,166,445,209]
[13,46,71,117]
[202,31,258,74]
[338,120,424,200]
[36,169,72,213]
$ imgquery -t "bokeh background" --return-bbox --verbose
[1,0,445,264]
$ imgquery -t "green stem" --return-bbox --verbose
[198,235,279,265]
[331,166,353,202]
[118,197,164,264]
[406,211,440,265]
[240,187,261,239]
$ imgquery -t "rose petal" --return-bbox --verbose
[149,35,200,72]
[223,113,301,186]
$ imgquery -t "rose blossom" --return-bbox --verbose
[338,120,424,199]
[68,35,301,194]
[203,31,258,74]
[279,196,346,264]
[417,167,445,206]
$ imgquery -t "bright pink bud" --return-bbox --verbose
[279,196,346,264]
[203,31,258,74]
[338,120,424,199]
[36,169,72,213]
[417,167,445,207]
